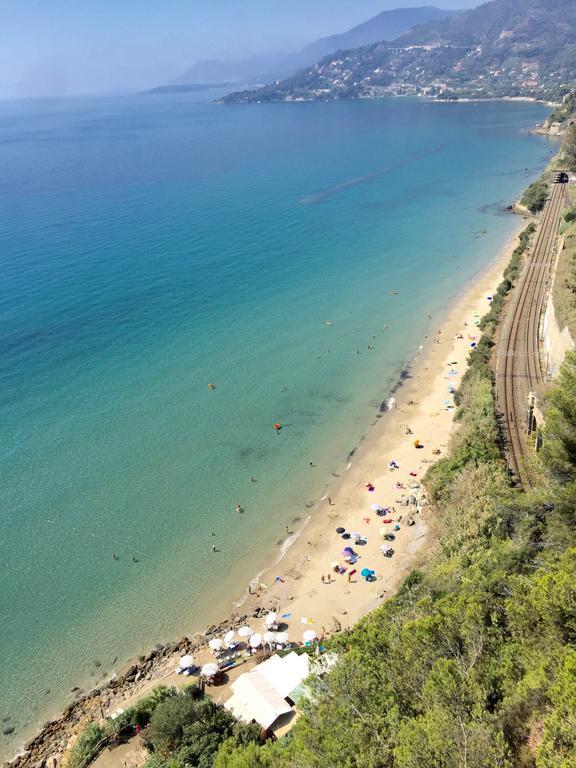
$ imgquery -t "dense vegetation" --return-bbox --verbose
[547,92,576,127]
[65,687,259,768]
[521,180,549,213]
[224,0,576,103]
[563,124,576,172]
[552,209,576,337]
[214,224,576,767]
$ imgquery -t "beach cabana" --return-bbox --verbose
[263,631,277,647]
[208,638,223,652]
[238,626,254,638]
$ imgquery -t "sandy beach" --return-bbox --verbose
[232,227,524,636]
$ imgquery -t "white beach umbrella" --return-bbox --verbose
[201,662,219,677]
[371,503,383,511]
[303,629,317,643]
[379,527,389,538]
[249,632,263,648]
[238,625,254,638]
[178,654,194,669]
[264,611,277,626]
[224,630,235,645]
[275,631,289,644]
[208,638,223,651]
[263,631,277,644]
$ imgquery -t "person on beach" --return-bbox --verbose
[309,460,315,467]
[250,476,257,482]
[112,553,119,560]
[236,503,243,513]
[327,497,334,505]
[212,545,218,553]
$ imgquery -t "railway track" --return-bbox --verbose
[497,179,569,488]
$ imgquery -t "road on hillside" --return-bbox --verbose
[496,178,569,488]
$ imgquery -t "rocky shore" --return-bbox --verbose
[4,604,278,768]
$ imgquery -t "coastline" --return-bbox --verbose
[5,220,528,768]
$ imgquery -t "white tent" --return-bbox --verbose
[256,652,310,698]
[226,670,292,730]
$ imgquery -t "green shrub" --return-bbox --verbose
[105,686,179,743]
[521,179,549,213]
[65,722,106,768]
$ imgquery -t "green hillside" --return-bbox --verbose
[223,0,576,102]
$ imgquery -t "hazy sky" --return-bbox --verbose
[0,0,478,98]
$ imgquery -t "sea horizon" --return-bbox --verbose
[0,93,553,758]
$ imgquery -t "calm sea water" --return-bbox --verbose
[0,93,551,753]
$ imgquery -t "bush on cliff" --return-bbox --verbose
[143,690,259,768]
[521,180,549,213]
[65,722,106,768]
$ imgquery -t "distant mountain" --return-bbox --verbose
[168,7,461,87]
[223,0,576,103]
[299,6,460,63]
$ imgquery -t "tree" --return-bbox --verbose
[538,651,576,767]
[145,696,201,755]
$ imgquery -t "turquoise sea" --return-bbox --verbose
[0,93,552,754]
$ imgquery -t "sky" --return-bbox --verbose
[0,0,478,99]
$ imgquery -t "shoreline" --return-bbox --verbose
[4,219,528,768]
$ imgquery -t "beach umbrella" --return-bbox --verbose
[303,629,317,643]
[179,654,194,669]
[379,527,389,538]
[201,663,219,677]
[360,568,372,577]
[249,633,263,648]
[275,631,289,644]
[371,504,383,512]
[208,638,223,651]
[335,527,345,534]
[224,630,235,645]
[238,626,254,638]
[264,612,277,626]
[263,631,277,644]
